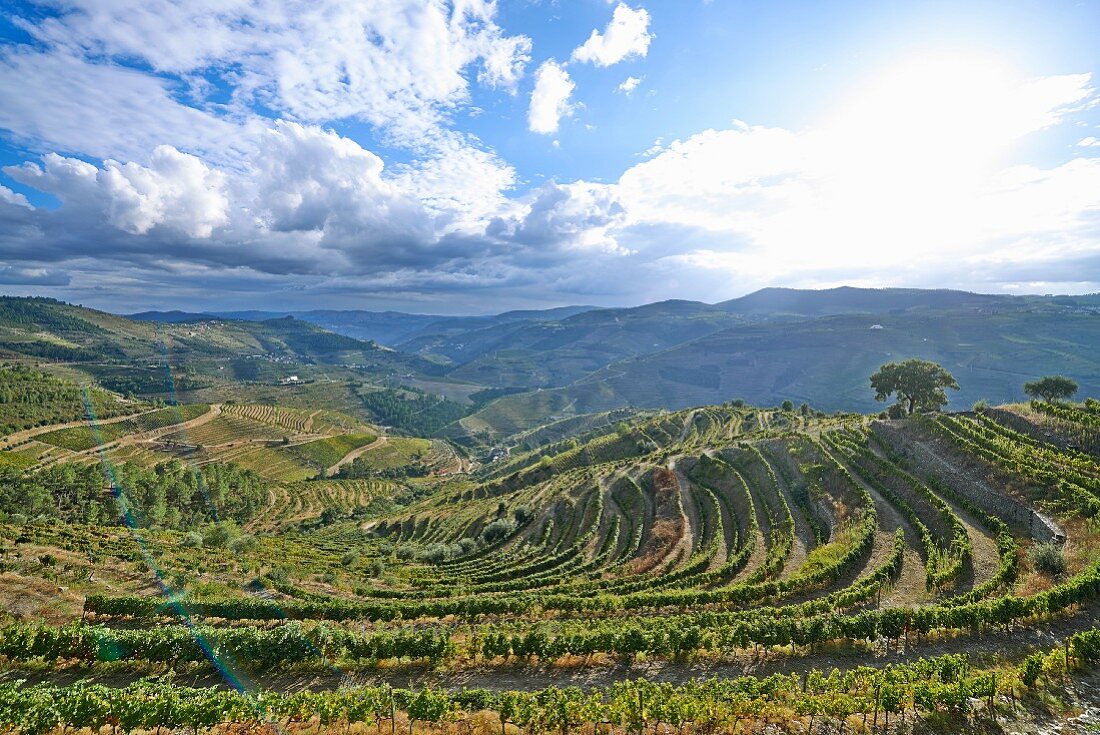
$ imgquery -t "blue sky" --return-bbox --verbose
[0,0,1098,313]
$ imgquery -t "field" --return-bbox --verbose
[4,385,1100,733]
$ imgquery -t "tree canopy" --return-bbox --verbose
[1024,375,1078,403]
[870,359,959,415]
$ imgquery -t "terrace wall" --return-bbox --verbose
[871,420,1064,544]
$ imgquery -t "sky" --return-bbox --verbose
[0,0,1098,315]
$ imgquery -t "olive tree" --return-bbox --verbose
[870,359,959,415]
[1024,375,1078,403]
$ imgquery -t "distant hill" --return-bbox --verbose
[8,287,1100,443]
[0,297,443,397]
[128,310,219,323]
[462,306,1100,436]
[717,286,1011,316]
[201,304,601,346]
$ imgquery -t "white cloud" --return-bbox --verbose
[572,3,653,67]
[2,25,1099,307]
[0,48,244,163]
[1080,136,1100,147]
[10,0,532,141]
[392,131,517,228]
[9,146,229,238]
[0,185,31,210]
[618,76,642,95]
[615,62,1100,289]
[528,61,575,135]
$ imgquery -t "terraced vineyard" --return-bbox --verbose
[161,411,286,446]
[221,403,373,436]
[33,404,210,452]
[4,397,1100,734]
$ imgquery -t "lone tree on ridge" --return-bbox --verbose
[870,359,959,416]
[1024,375,1078,404]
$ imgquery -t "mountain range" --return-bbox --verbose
[4,286,1096,441]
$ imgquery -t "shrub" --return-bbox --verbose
[341,551,360,567]
[1029,542,1067,577]
[418,543,453,564]
[203,522,239,548]
[228,534,256,553]
[972,399,988,412]
[481,518,517,544]
[181,532,204,549]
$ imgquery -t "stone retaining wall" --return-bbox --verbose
[871,420,1065,544]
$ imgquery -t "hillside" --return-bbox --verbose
[0,297,457,406]
[4,377,1100,733]
[26,288,1100,443]
[459,305,1100,437]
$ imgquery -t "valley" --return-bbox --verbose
[1,290,1100,733]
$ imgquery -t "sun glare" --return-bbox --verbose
[799,52,1046,264]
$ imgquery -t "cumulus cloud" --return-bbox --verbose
[572,3,653,67]
[0,185,31,210]
[488,181,627,255]
[392,131,517,228]
[528,61,575,135]
[617,76,642,95]
[8,147,229,238]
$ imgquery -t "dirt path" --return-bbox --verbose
[823,446,934,608]
[653,463,694,569]
[325,435,387,477]
[670,458,706,557]
[862,435,1003,596]
[676,411,698,444]
[757,449,813,581]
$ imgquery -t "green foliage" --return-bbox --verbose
[1024,375,1079,403]
[11,626,1100,732]
[480,518,517,544]
[1029,542,1067,577]
[0,364,139,435]
[289,433,377,469]
[359,387,469,435]
[870,359,960,414]
[34,404,208,451]
[0,459,268,529]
